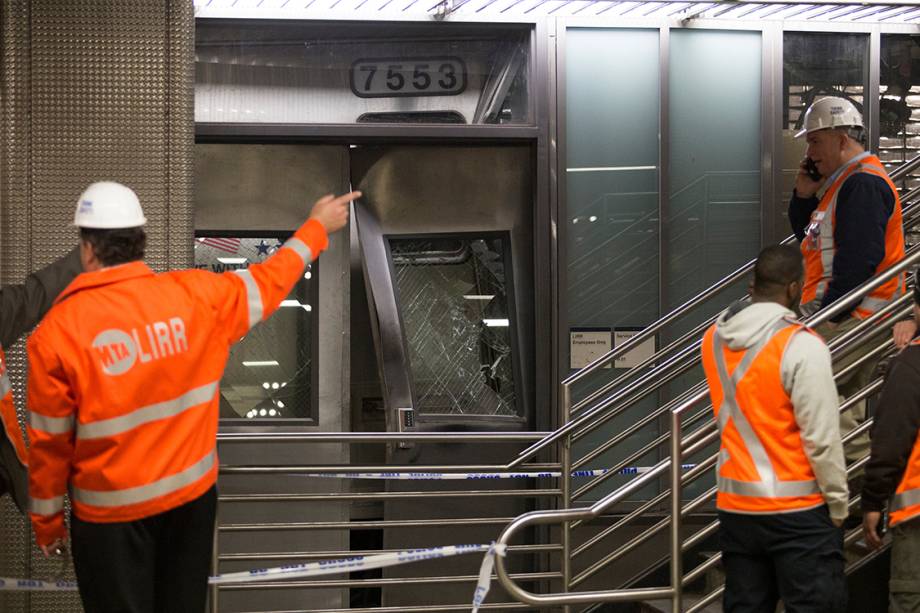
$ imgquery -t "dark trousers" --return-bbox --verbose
[891,518,920,613]
[71,486,217,613]
[719,506,846,613]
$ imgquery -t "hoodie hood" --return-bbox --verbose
[714,300,799,351]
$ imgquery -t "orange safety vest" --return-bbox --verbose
[26,219,328,546]
[0,345,27,467]
[888,339,920,527]
[800,153,905,320]
[701,319,825,514]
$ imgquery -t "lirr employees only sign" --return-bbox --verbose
[570,328,655,370]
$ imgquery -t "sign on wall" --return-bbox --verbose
[570,328,612,370]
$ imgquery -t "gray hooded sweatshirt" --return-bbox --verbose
[713,301,849,521]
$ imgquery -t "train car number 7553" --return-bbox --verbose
[350,57,467,98]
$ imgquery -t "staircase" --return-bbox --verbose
[492,154,920,612]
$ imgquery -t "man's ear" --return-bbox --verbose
[79,239,97,272]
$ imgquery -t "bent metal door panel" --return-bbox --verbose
[195,143,351,612]
[349,145,535,609]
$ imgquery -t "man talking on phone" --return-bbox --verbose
[789,96,906,469]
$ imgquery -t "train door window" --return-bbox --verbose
[196,21,532,125]
[194,233,318,423]
[387,234,522,419]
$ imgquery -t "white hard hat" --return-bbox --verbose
[795,96,864,138]
[74,182,147,229]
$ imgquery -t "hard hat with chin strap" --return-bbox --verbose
[795,96,864,138]
[74,182,147,229]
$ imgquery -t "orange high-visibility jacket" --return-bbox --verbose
[27,219,328,546]
[800,154,905,319]
[0,347,26,467]
[889,434,920,528]
[701,320,825,514]
[888,340,920,527]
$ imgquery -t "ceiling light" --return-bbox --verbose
[463,295,495,300]
[483,318,510,327]
[271,382,280,390]
[217,257,247,264]
[259,409,267,417]
[242,360,280,367]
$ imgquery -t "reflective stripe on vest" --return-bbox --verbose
[801,153,905,318]
[72,449,215,508]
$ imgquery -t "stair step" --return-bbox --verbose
[640,594,722,613]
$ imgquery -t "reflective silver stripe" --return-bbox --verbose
[0,372,11,397]
[77,382,218,440]
[72,449,215,508]
[858,295,895,314]
[891,488,920,513]
[234,269,264,330]
[814,194,837,301]
[283,237,313,267]
[30,495,65,516]
[718,476,820,498]
[30,412,75,435]
[712,322,819,498]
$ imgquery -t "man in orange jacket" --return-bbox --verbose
[702,244,848,612]
[26,181,357,613]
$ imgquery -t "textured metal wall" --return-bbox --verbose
[0,2,194,611]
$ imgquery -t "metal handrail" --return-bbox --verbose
[496,348,890,609]
[512,206,920,469]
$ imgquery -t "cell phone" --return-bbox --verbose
[804,157,822,182]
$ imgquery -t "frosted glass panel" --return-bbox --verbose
[668,30,761,315]
[565,29,660,503]
[566,28,660,334]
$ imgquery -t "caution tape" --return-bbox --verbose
[0,578,77,592]
[296,464,697,480]
[0,543,508,612]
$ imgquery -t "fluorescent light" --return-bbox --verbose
[483,319,510,327]
[242,360,279,367]
[567,166,656,173]
[463,295,495,300]
[281,300,312,311]
[217,257,247,264]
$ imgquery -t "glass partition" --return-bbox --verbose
[668,29,762,317]
[388,235,520,418]
[194,234,316,422]
[564,28,661,502]
[779,32,869,242]
[880,34,920,192]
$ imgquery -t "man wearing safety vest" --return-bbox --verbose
[862,268,920,612]
[26,181,357,612]
[0,249,81,514]
[702,244,848,612]
[789,96,906,466]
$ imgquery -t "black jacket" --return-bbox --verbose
[862,343,920,514]
[0,247,82,513]
[789,172,896,323]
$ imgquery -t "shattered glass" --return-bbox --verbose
[194,236,314,421]
[389,236,518,417]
